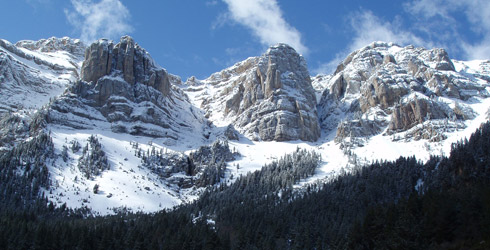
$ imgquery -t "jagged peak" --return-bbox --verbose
[265,43,299,56]
[201,43,308,84]
[15,36,85,56]
[81,35,169,95]
[333,41,456,75]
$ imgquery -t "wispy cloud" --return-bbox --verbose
[405,0,490,60]
[316,0,490,75]
[64,0,133,43]
[222,0,308,55]
[205,0,218,6]
[348,11,427,52]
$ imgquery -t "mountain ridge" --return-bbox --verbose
[0,36,489,214]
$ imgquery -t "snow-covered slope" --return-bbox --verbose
[1,37,490,215]
[0,37,84,113]
[0,37,85,149]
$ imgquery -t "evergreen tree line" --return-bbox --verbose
[347,122,490,249]
[0,132,53,210]
[1,122,490,249]
[190,139,239,187]
[77,135,110,179]
[138,139,239,187]
[179,123,490,249]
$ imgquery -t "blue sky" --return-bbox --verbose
[2,0,490,80]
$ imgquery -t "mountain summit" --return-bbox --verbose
[185,43,320,142]
[48,36,207,140]
[316,41,489,148]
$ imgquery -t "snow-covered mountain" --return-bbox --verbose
[1,36,489,214]
[48,36,208,141]
[314,42,490,159]
[183,43,320,142]
[0,37,84,149]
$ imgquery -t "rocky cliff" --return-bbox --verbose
[316,42,488,145]
[80,36,171,96]
[48,36,207,140]
[185,44,320,142]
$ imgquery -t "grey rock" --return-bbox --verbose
[336,118,387,143]
[81,36,171,97]
[383,54,396,64]
[15,37,85,57]
[49,36,206,139]
[388,98,448,132]
[223,124,240,141]
[0,37,85,136]
[426,48,455,71]
[316,41,484,145]
[199,43,320,142]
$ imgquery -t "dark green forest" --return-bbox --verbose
[1,122,490,249]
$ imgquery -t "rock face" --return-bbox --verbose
[81,36,171,96]
[49,36,206,140]
[186,44,320,142]
[389,97,447,131]
[316,41,488,144]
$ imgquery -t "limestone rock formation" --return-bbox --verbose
[81,36,171,96]
[49,36,206,140]
[388,97,447,132]
[223,124,240,141]
[316,42,488,144]
[0,37,84,95]
[187,43,320,142]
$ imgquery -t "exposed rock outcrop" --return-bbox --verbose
[0,38,84,100]
[81,36,171,96]
[316,41,489,144]
[223,124,240,141]
[15,37,85,58]
[49,36,206,140]
[388,97,447,132]
[188,44,320,142]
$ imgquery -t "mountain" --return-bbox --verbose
[0,36,489,214]
[48,36,208,140]
[316,42,489,144]
[184,43,320,142]
[313,42,490,168]
[0,37,84,113]
[0,37,84,148]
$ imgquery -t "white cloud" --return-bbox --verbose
[315,0,490,75]
[206,0,218,6]
[347,10,426,53]
[222,0,308,55]
[64,0,133,43]
[405,0,490,60]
